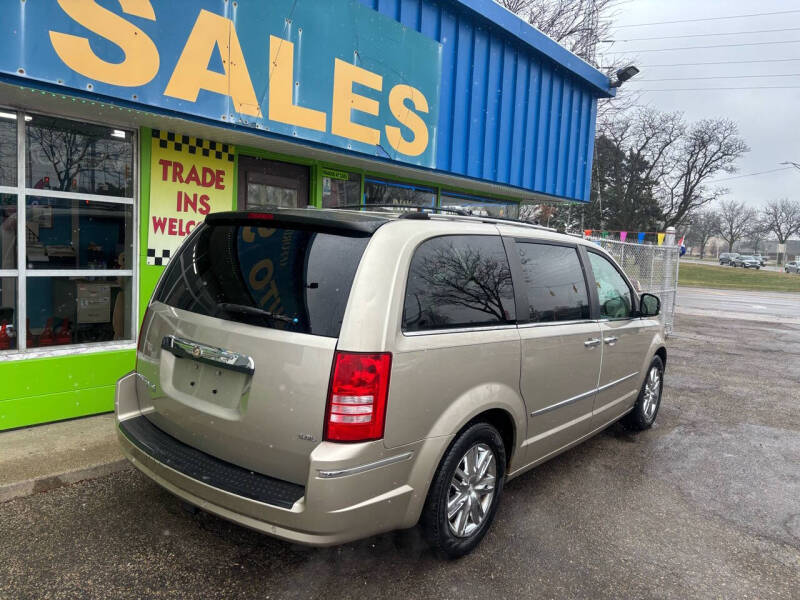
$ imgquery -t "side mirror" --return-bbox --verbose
[639,293,660,318]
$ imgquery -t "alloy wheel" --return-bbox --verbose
[641,365,661,421]
[447,443,497,538]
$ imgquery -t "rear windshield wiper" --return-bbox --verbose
[217,303,299,324]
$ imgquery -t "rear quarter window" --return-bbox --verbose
[154,223,369,338]
[402,235,515,332]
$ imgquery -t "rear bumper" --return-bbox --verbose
[115,372,450,546]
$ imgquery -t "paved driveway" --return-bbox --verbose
[1,313,798,599]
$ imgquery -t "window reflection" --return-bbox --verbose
[403,235,515,331]
[517,243,590,323]
[364,178,435,208]
[322,170,361,208]
[1,194,17,270]
[0,114,16,186]
[0,277,16,350]
[26,115,133,197]
[440,193,519,219]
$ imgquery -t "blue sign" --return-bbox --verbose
[0,0,442,168]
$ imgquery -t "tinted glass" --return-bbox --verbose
[25,196,133,270]
[517,243,590,323]
[155,223,369,338]
[26,115,133,197]
[322,170,361,208]
[403,235,515,332]
[26,276,132,347]
[0,113,16,186]
[588,252,633,319]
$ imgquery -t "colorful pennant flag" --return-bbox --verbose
[619,231,628,242]
[637,232,646,243]
[657,233,665,246]
[584,229,592,237]
[601,231,609,238]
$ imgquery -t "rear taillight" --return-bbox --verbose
[324,351,392,442]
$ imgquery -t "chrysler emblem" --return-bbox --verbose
[192,346,202,358]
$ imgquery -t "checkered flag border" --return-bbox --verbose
[152,129,234,162]
[146,248,172,267]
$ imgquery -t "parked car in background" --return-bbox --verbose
[732,255,761,269]
[719,252,739,265]
[785,261,800,274]
[116,208,667,558]
[752,254,767,266]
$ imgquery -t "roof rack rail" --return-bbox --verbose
[425,212,558,232]
[328,203,557,232]
[331,203,470,216]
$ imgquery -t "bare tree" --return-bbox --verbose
[685,209,720,259]
[761,198,800,264]
[744,218,770,255]
[658,119,749,229]
[716,200,756,253]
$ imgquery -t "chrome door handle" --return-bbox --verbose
[584,338,601,348]
[604,336,618,346]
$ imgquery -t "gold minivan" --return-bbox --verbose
[116,208,666,558]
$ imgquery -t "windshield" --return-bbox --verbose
[153,222,370,337]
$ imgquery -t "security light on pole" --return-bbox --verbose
[609,65,639,88]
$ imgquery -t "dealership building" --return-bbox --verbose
[0,0,613,429]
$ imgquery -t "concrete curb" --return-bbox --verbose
[0,459,132,504]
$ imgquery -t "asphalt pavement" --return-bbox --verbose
[678,286,800,323]
[1,313,799,599]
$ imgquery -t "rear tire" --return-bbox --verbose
[420,422,506,559]
[623,356,664,431]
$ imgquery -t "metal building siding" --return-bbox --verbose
[358,0,600,202]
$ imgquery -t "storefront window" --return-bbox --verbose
[26,277,132,348]
[0,277,16,351]
[322,169,361,208]
[1,194,16,270]
[26,114,133,197]
[364,178,435,208]
[25,197,133,270]
[0,112,16,186]
[440,192,519,219]
[0,109,135,354]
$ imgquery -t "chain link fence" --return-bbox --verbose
[589,237,680,335]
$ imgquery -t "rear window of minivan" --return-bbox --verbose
[153,222,369,338]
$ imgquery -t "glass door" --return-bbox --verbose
[237,156,309,210]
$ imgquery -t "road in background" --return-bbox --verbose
[677,287,800,322]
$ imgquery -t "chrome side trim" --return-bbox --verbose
[530,388,596,416]
[518,319,594,329]
[529,371,640,417]
[317,452,413,479]
[403,324,517,337]
[596,371,639,393]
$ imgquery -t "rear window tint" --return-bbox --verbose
[403,235,515,332]
[154,223,369,337]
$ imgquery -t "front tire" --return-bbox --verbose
[420,422,506,558]
[623,356,664,431]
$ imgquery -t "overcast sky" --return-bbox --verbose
[597,0,800,209]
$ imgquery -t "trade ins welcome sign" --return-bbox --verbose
[0,0,443,168]
[147,130,234,266]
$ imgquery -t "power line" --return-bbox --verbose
[636,73,800,82]
[609,9,800,29]
[606,39,800,53]
[610,26,800,42]
[635,86,800,91]
[637,58,800,68]
[711,167,794,183]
